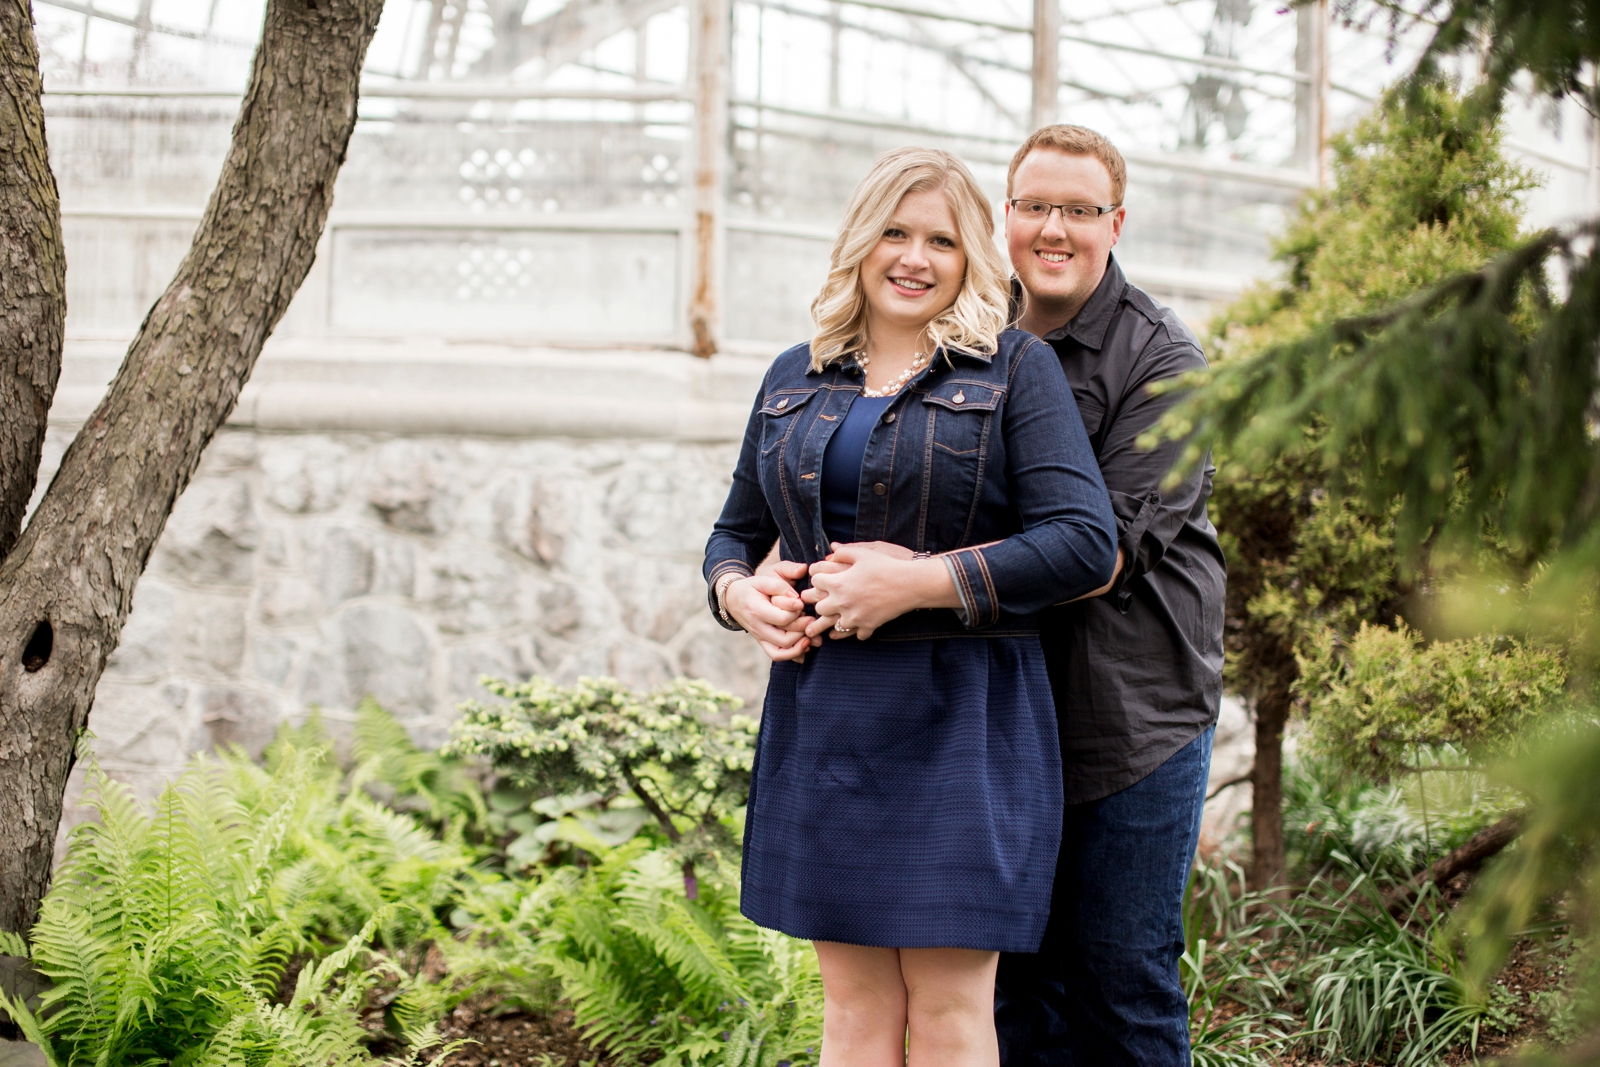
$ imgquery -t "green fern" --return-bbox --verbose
[15,735,475,1066]
[451,841,822,1067]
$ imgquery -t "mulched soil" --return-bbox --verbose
[437,1005,612,1067]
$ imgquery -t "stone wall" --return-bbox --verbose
[43,337,1256,849]
[60,425,768,795]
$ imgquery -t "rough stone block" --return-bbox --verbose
[155,477,258,586]
[677,623,770,710]
[198,430,258,474]
[86,679,196,769]
[172,593,248,676]
[199,686,283,758]
[256,573,323,628]
[604,553,707,644]
[429,541,522,634]
[104,580,175,679]
[557,640,672,691]
[477,471,570,566]
[371,535,418,597]
[260,435,351,513]
[366,440,460,535]
[250,632,300,688]
[300,602,434,717]
[310,525,375,604]
[447,638,541,705]
[261,525,292,568]
[603,463,728,555]
[536,582,584,638]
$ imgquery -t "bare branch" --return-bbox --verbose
[620,763,682,844]
[1385,810,1523,917]
[1206,769,1254,802]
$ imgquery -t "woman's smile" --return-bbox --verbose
[889,275,934,295]
[862,185,966,332]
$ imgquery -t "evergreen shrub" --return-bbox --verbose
[1299,621,1567,781]
[444,676,755,896]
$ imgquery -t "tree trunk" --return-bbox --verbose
[0,0,384,935]
[1248,689,1290,892]
[0,0,66,565]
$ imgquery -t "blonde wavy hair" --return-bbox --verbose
[809,147,1009,371]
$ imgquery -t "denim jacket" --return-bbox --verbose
[703,328,1117,640]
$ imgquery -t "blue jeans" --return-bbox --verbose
[995,726,1214,1067]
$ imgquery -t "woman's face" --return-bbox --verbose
[860,186,967,338]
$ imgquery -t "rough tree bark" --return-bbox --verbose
[0,0,66,565]
[1249,688,1290,892]
[0,0,385,934]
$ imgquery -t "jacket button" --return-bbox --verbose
[776,397,788,410]
[952,391,966,404]
[884,412,897,423]
[873,483,887,495]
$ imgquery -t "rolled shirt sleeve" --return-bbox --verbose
[1096,341,1210,611]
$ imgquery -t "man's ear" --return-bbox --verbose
[1109,205,1126,248]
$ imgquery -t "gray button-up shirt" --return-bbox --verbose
[1014,255,1227,804]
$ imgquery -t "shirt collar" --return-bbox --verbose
[1008,253,1128,352]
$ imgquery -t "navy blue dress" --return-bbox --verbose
[740,394,1063,953]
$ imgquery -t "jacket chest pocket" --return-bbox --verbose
[759,388,817,456]
[919,382,1002,544]
[923,382,1002,458]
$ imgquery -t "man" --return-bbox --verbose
[994,125,1226,1066]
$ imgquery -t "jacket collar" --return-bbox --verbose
[1007,253,1127,352]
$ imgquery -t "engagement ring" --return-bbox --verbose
[834,624,853,634]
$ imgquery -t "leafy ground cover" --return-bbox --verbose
[0,680,1589,1066]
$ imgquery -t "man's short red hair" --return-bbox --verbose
[1006,125,1127,205]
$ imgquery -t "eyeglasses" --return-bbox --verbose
[1008,199,1120,224]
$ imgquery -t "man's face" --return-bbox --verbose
[1005,148,1125,318]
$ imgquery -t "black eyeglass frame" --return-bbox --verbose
[1007,198,1122,220]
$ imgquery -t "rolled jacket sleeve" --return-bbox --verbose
[944,340,1118,627]
[703,370,780,629]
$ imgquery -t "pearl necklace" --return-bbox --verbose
[859,350,930,398]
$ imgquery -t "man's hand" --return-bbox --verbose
[803,542,960,640]
[727,559,816,661]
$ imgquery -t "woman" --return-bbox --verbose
[702,146,1116,1067]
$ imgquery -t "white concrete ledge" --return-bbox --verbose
[237,385,749,440]
[49,337,767,441]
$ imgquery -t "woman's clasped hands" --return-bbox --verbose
[724,543,962,660]
[721,559,814,661]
